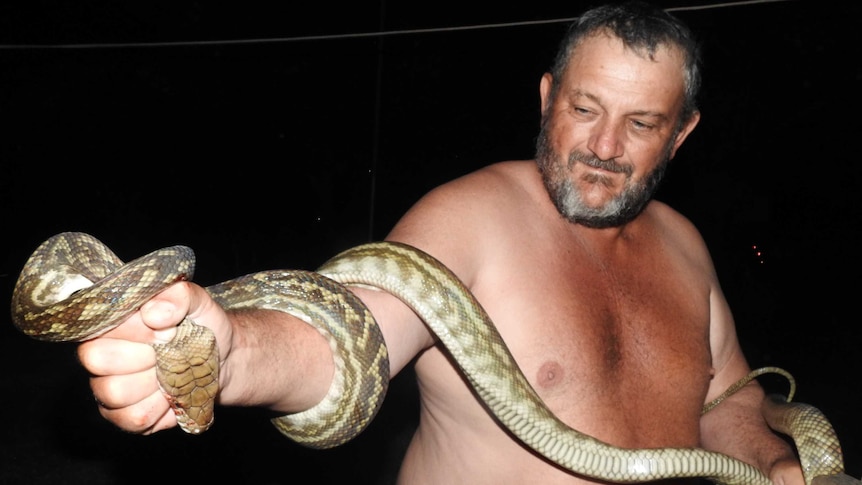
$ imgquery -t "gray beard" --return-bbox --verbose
[534,119,671,229]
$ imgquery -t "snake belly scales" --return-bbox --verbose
[10,232,855,485]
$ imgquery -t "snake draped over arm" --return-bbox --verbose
[10,232,859,485]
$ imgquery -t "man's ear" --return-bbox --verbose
[539,73,554,116]
[669,110,701,159]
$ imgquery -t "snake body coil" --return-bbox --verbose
[11,232,856,485]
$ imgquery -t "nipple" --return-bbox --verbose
[536,361,564,389]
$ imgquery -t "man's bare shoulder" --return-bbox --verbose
[440,160,537,197]
[390,161,537,237]
[386,160,539,281]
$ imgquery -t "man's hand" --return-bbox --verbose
[77,281,233,434]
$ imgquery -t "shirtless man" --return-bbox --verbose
[77,2,804,484]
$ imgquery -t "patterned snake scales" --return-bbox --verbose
[11,232,857,485]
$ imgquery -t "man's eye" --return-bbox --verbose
[631,119,654,130]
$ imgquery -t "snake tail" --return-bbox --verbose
[762,394,848,485]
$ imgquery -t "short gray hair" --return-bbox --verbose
[548,1,702,125]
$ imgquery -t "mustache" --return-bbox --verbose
[568,151,632,176]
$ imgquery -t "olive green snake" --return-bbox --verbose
[10,232,857,485]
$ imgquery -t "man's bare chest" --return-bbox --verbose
[477,255,713,445]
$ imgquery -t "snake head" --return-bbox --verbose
[152,317,219,435]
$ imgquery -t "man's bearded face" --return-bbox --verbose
[535,114,674,229]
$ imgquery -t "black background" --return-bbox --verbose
[1,1,859,483]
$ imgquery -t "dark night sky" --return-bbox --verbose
[1,1,859,484]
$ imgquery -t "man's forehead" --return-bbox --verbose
[558,34,688,119]
[563,33,687,92]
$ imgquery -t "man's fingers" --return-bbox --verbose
[96,388,175,434]
[82,339,181,434]
[89,368,157,409]
[78,338,155,375]
[140,282,193,330]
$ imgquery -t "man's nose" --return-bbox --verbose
[586,119,625,160]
